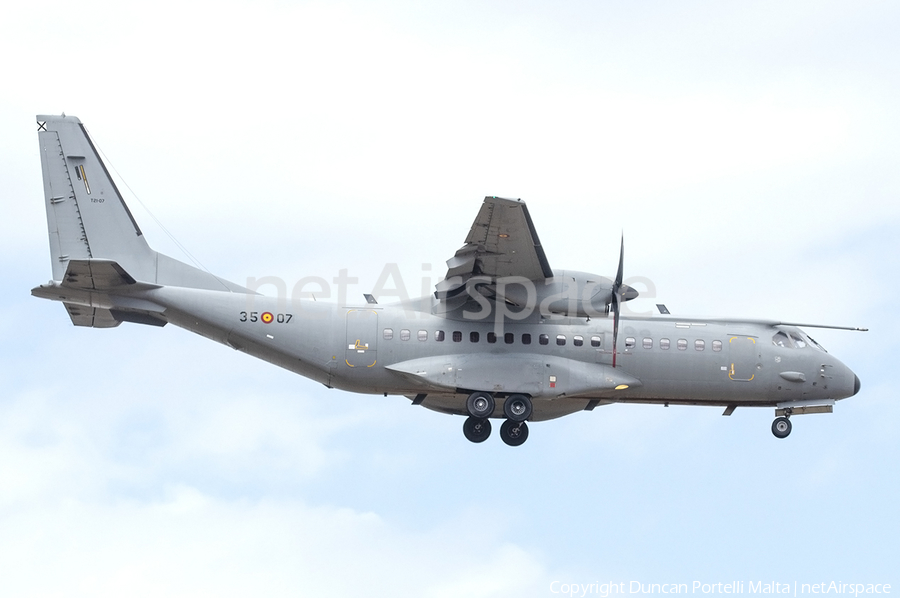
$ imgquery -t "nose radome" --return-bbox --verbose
[853,374,861,396]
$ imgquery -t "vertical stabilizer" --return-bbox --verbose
[36,115,252,295]
[37,115,155,282]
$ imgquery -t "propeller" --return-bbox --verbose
[611,235,624,368]
[609,234,639,367]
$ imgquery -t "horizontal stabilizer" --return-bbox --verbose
[64,303,121,328]
[62,259,139,290]
[36,259,168,328]
[61,301,166,328]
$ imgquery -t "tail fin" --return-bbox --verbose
[36,115,250,294]
[37,114,156,282]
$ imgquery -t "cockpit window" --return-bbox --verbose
[772,331,792,348]
[773,330,827,352]
[805,333,827,353]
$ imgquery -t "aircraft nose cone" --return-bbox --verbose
[853,374,861,396]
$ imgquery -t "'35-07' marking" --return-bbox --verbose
[239,311,293,323]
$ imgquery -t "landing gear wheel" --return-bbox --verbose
[772,416,792,439]
[463,416,492,443]
[466,392,495,419]
[503,394,533,422]
[500,419,529,447]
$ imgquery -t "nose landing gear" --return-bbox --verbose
[772,414,792,438]
[770,403,834,438]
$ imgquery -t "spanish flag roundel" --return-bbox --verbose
[261,312,274,324]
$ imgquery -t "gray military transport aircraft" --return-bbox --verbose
[32,114,865,446]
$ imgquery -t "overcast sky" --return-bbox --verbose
[1,1,898,596]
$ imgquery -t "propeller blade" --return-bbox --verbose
[612,291,620,368]
[611,233,624,368]
[615,233,624,289]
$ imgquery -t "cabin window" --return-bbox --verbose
[772,331,791,348]
[505,332,514,344]
[790,333,807,349]
[400,329,410,341]
[539,334,549,345]
[677,338,687,351]
[383,328,393,340]
[712,340,722,352]
[695,339,705,351]
[625,337,635,350]
[591,335,602,348]
[470,331,480,343]
[522,333,532,345]
[452,331,462,342]
[642,337,653,349]
[660,338,670,350]
[556,334,566,346]
[487,332,497,343]
[435,330,445,342]
[573,335,584,347]
[417,330,427,341]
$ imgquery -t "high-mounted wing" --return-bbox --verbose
[435,197,553,301]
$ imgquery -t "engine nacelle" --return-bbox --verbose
[500,270,637,318]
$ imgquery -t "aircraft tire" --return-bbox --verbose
[771,416,792,439]
[503,394,533,422]
[463,416,492,443]
[466,392,496,419]
[500,419,529,447]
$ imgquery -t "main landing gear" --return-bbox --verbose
[463,391,533,446]
[499,419,529,446]
[463,416,492,443]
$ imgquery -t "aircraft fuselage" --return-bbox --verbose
[36,283,857,424]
